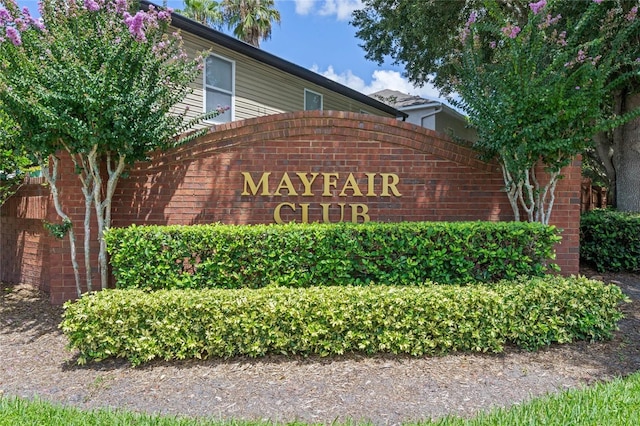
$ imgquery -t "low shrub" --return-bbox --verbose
[580,209,640,272]
[60,276,627,366]
[105,221,560,290]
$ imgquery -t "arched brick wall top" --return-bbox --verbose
[137,111,495,173]
[1,109,581,303]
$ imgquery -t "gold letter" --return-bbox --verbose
[351,204,370,223]
[296,172,319,196]
[365,173,377,196]
[321,203,345,223]
[274,173,298,196]
[322,173,339,196]
[380,173,402,197]
[274,202,295,224]
[339,173,363,197]
[299,203,310,223]
[242,172,271,196]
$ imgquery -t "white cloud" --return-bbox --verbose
[293,0,363,21]
[292,0,315,15]
[318,0,363,21]
[312,65,446,101]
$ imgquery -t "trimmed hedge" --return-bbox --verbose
[581,209,640,272]
[106,221,560,290]
[60,276,627,366]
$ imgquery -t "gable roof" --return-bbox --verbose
[369,89,436,109]
[370,89,469,122]
[141,1,407,120]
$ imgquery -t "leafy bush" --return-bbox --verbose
[580,210,640,272]
[105,221,560,290]
[60,276,626,366]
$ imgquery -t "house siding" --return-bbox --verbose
[178,31,394,125]
[435,112,477,142]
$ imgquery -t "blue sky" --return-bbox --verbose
[16,0,445,100]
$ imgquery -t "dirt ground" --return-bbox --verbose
[1,266,639,425]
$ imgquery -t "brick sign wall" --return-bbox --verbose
[0,111,581,304]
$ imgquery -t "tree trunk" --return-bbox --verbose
[592,132,616,206]
[614,92,640,212]
[38,154,83,297]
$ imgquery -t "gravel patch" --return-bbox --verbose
[1,268,639,425]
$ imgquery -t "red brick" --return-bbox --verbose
[1,111,580,303]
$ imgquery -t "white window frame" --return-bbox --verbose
[203,53,235,123]
[304,89,323,111]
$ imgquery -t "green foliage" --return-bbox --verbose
[451,1,640,223]
[221,0,281,47]
[581,209,640,273]
[43,218,73,239]
[60,276,627,366]
[0,0,205,161]
[178,0,224,29]
[0,0,224,293]
[0,105,32,206]
[105,221,560,290]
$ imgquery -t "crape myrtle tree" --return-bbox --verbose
[0,0,224,296]
[353,0,640,212]
[451,0,640,223]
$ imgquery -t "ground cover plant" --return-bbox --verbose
[581,209,640,273]
[106,221,560,289]
[2,370,639,425]
[60,276,627,366]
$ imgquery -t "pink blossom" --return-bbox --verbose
[21,5,44,30]
[0,9,12,27]
[113,0,128,14]
[84,0,101,12]
[467,11,477,24]
[14,18,27,31]
[158,10,171,21]
[576,49,587,63]
[502,24,521,39]
[546,14,561,26]
[489,41,497,49]
[461,11,478,43]
[626,6,637,21]
[460,27,470,42]
[31,17,45,31]
[123,11,146,42]
[529,0,546,15]
[6,26,21,46]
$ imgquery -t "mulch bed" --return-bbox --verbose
[1,267,639,425]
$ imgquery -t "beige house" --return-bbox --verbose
[148,2,406,124]
[370,89,476,142]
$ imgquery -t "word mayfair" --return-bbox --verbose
[241,172,402,224]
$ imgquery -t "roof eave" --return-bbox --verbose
[141,1,408,120]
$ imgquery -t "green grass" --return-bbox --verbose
[421,372,640,426]
[2,372,640,425]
